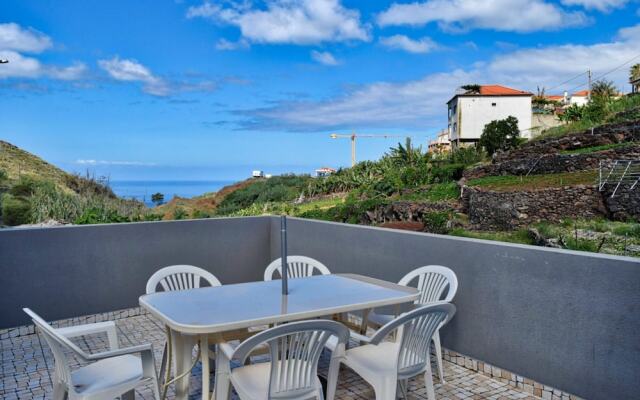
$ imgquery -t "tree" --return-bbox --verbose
[591,79,617,100]
[151,192,164,206]
[479,116,520,156]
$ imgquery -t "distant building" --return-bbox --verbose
[447,85,533,146]
[315,167,336,177]
[631,77,640,94]
[428,130,451,153]
[569,90,590,106]
[252,170,264,178]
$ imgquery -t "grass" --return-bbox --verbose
[466,171,597,191]
[559,142,636,155]
[396,182,460,202]
[449,228,535,245]
[534,94,640,141]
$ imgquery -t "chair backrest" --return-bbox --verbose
[146,265,222,294]
[23,308,91,390]
[369,303,456,378]
[398,265,458,304]
[233,320,349,399]
[263,256,330,281]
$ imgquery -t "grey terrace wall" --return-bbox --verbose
[270,217,640,400]
[1,216,639,400]
[0,217,272,328]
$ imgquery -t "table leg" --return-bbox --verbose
[172,331,196,400]
[201,335,210,400]
[213,344,231,400]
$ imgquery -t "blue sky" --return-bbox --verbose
[1,0,639,181]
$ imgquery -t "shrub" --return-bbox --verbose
[479,116,520,156]
[431,164,464,182]
[423,211,450,234]
[173,207,188,220]
[74,207,130,224]
[1,194,32,226]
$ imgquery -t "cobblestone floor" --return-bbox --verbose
[1,313,541,400]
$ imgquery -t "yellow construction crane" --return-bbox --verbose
[330,132,410,167]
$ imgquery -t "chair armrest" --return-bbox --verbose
[218,342,237,360]
[350,331,372,344]
[86,343,153,361]
[57,321,119,350]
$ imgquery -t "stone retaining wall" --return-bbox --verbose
[464,145,640,179]
[494,118,640,162]
[362,201,456,225]
[602,185,640,221]
[463,185,607,230]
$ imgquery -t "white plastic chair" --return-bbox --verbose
[145,264,222,294]
[263,256,331,281]
[23,308,160,400]
[333,303,456,400]
[217,320,350,400]
[367,266,458,384]
[146,265,223,396]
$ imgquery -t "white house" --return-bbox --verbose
[447,85,533,146]
[428,130,451,153]
[569,90,590,106]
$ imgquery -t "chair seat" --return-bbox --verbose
[72,354,144,397]
[231,362,322,400]
[343,342,400,376]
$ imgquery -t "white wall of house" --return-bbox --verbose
[570,95,589,106]
[448,95,533,141]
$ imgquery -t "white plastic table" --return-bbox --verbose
[139,273,419,400]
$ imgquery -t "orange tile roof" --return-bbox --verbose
[478,85,532,96]
[545,95,564,101]
[572,90,590,97]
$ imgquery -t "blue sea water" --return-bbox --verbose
[109,180,235,206]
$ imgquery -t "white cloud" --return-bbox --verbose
[377,0,588,33]
[561,0,630,12]
[311,50,340,65]
[76,159,158,166]
[0,23,52,53]
[237,23,640,131]
[215,38,250,51]
[380,35,438,54]
[0,23,87,81]
[187,0,370,45]
[97,56,216,96]
[98,56,171,96]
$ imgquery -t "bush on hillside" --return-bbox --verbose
[479,116,520,156]
[1,194,31,226]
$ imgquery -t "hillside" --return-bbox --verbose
[1,141,71,188]
[0,140,144,226]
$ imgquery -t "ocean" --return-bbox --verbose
[109,180,235,206]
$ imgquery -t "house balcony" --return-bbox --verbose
[1,216,638,400]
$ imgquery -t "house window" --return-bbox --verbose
[491,102,497,107]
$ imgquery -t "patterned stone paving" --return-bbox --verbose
[1,313,542,400]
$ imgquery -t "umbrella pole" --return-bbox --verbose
[281,215,288,295]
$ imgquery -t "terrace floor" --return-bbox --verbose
[1,312,541,400]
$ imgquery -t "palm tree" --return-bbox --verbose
[591,79,618,100]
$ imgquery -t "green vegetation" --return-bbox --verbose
[537,91,640,140]
[479,116,520,156]
[449,228,535,245]
[533,219,640,256]
[467,171,597,191]
[559,141,635,155]
[215,175,313,215]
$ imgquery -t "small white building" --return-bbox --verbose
[315,167,336,177]
[428,130,451,153]
[447,85,533,146]
[569,90,590,106]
